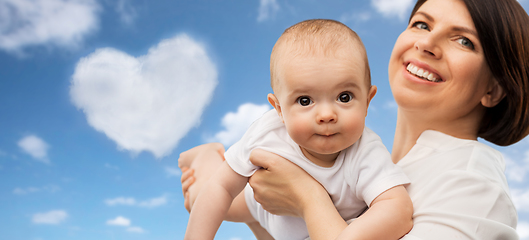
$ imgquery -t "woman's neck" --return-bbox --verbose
[391,111,425,164]
[392,108,483,163]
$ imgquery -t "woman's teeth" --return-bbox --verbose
[406,63,440,82]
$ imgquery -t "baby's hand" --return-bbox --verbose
[177,143,226,212]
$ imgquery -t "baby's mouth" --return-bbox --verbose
[316,133,337,137]
[407,63,442,82]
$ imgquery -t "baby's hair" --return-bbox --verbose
[270,19,371,91]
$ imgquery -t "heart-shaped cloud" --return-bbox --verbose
[70,34,217,158]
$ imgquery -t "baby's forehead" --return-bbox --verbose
[279,46,369,79]
[277,55,370,91]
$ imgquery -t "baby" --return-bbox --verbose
[184,19,412,240]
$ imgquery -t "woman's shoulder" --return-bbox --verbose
[406,130,509,189]
[462,141,510,191]
[415,130,504,167]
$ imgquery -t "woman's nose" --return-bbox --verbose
[414,34,442,59]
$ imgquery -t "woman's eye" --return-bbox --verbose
[338,92,353,103]
[297,96,313,106]
[456,37,475,49]
[412,21,429,31]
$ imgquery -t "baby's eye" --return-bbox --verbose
[297,96,313,106]
[338,92,353,103]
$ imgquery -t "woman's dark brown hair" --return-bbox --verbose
[410,0,529,146]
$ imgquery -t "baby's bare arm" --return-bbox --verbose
[336,185,413,240]
[184,162,248,240]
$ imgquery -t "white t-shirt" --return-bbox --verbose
[398,130,518,240]
[225,110,410,240]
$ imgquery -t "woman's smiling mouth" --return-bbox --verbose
[407,63,442,82]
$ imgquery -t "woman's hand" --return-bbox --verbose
[249,149,349,240]
[178,143,226,212]
[248,149,329,218]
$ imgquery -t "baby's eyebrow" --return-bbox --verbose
[338,81,362,90]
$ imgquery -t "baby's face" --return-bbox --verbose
[271,51,374,167]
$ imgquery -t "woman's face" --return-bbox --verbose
[388,0,495,130]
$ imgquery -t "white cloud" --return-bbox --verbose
[127,226,146,233]
[138,195,167,208]
[104,163,119,170]
[70,34,218,158]
[257,0,280,22]
[18,135,50,164]
[13,185,60,195]
[511,188,529,212]
[505,155,529,182]
[14,187,40,195]
[105,197,136,206]
[0,0,99,54]
[340,11,372,24]
[207,103,271,147]
[519,221,529,240]
[106,216,130,226]
[106,216,146,233]
[503,141,529,183]
[165,166,182,178]
[371,0,414,20]
[105,195,167,208]
[115,0,136,25]
[32,210,68,225]
[384,99,399,111]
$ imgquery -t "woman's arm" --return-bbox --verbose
[249,150,413,240]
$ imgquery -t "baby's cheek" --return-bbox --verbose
[343,115,365,139]
[286,120,312,141]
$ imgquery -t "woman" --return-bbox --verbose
[179,0,529,239]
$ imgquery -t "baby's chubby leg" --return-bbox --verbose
[178,143,255,223]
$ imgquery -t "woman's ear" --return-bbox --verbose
[267,93,284,122]
[481,80,505,108]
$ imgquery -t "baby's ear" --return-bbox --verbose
[481,80,505,108]
[267,93,284,122]
[365,85,377,116]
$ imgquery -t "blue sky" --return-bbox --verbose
[1,0,529,239]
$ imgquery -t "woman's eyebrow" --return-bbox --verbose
[414,11,478,38]
[452,26,478,38]
[414,11,434,22]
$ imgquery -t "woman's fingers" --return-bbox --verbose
[249,149,305,216]
[177,143,227,212]
[249,148,330,218]
[249,148,275,170]
[181,168,195,194]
